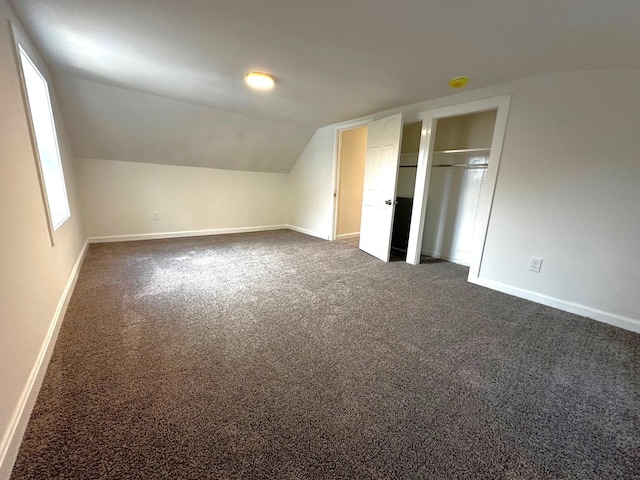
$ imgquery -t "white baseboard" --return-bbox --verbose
[471,276,640,334]
[89,225,290,243]
[285,225,327,240]
[337,232,360,239]
[89,224,330,245]
[0,239,89,480]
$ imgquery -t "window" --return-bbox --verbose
[18,45,70,230]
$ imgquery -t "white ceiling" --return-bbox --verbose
[10,0,640,172]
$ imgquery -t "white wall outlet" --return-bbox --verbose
[152,211,160,220]
[528,257,543,273]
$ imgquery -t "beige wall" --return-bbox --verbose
[0,2,86,477]
[400,121,422,154]
[78,159,289,239]
[337,127,367,236]
[434,110,497,151]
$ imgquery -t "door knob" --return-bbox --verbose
[385,199,393,205]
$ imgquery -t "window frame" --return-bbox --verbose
[16,42,71,241]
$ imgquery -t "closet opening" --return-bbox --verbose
[406,94,511,279]
[419,110,497,267]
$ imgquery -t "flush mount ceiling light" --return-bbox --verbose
[449,76,469,89]
[245,72,275,91]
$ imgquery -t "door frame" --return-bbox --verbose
[330,117,374,241]
[406,94,511,284]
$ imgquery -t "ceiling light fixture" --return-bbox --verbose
[245,71,275,91]
[449,76,469,89]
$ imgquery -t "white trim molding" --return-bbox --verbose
[286,225,327,240]
[472,276,640,334]
[337,232,360,239]
[330,117,374,241]
[89,225,291,243]
[89,225,329,244]
[0,239,89,480]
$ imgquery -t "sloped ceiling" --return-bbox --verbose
[9,0,640,172]
[54,76,315,173]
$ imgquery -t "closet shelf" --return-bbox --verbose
[433,148,490,155]
[399,152,419,168]
[432,163,488,168]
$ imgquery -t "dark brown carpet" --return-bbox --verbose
[11,230,640,479]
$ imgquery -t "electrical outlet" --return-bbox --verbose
[152,211,160,220]
[528,257,543,273]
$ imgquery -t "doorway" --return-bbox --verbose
[331,116,425,263]
[334,126,368,240]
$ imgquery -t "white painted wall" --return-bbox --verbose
[287,125,336,239]
[287,70,640,330]
[479,71,640,324]
[78,159,289,239]
[0,2,87,477]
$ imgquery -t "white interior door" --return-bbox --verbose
[359,113,403,261]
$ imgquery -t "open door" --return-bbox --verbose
[359,113,403,261]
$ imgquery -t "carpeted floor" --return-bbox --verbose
[11,230,640,479]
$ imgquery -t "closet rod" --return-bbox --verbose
[432,163,488,168]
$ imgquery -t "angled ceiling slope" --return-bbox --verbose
[10,0,640,172]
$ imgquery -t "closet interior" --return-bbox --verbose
[390,121,422,258]
[421,109,497,266]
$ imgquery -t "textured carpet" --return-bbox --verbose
[11,230,640,479]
